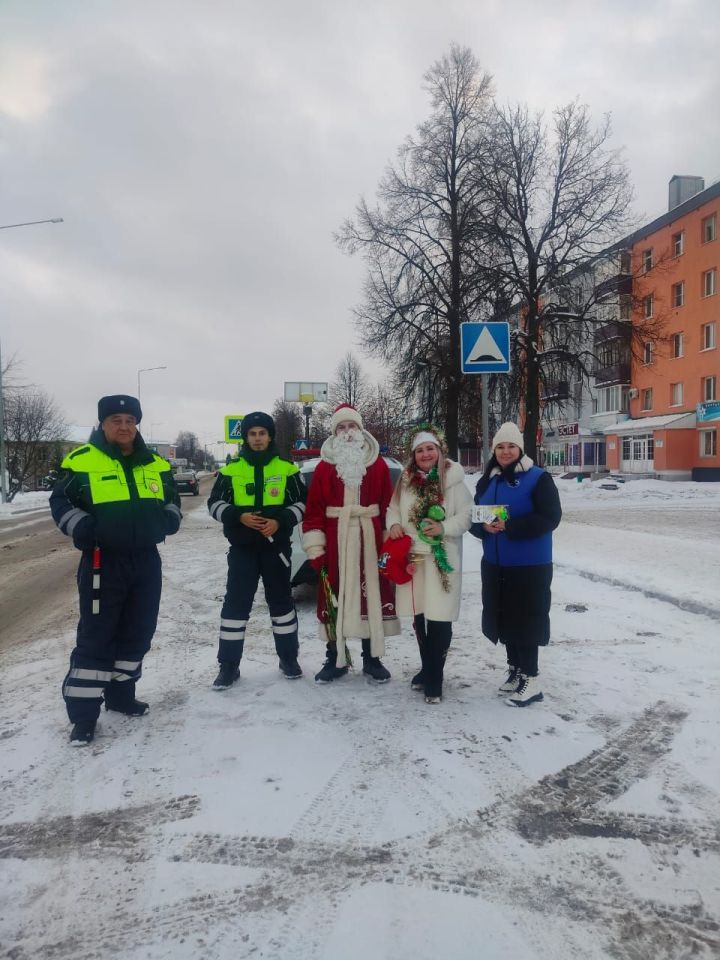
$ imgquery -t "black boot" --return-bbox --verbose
[213,661,240,690]
[314,644,348,683]
[424,621,451,700]
[411,614,427,690]
[361,639,391,683]
[105,699,149,716]
[279,657,303,679]
[70,720,96,746]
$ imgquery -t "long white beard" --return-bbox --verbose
[333,431,367,488]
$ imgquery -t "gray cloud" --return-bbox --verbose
[1,0,718,456]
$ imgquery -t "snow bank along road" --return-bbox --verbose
[1,478,718,960]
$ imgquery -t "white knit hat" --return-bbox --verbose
[411,430,441,451]
[330,404,363,434]
[491,422,524,451]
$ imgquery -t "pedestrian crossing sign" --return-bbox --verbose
[225,415,244,443]
[461,322,511,374]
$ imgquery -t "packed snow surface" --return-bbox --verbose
[1,477,719,959]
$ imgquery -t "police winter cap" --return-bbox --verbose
[241,411,276,440]
[98,395,143,423]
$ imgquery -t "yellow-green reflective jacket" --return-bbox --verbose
[220,456,299,508]
[50,434,181,552]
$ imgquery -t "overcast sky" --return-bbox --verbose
[1,0,718,457]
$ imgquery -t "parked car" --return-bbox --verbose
[290,455,403,588]
[174,467,200,496]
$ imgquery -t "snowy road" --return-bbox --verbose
[1,478,719,959]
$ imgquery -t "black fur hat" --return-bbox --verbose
[98,395,142,424]
[241,411,275,440]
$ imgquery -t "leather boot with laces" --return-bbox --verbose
[506,673,544,707]
[497,666,520,696]
[213,661,240,690]
[314,645,348,683]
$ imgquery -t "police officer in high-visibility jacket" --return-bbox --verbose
[50,395,181,745]
[207,411,306,689]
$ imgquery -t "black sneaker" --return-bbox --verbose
[105,699,149,716]
[279,658,302,679]
[362,657,391,683]
[314,658,349,683]
[70,721,96,746]
[411,670,425,691]
[213,662,240,690]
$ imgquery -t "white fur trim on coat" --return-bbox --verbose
[302,528,326,559]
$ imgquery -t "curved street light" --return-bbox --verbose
[137,365,167,402]
[0,218,64,230]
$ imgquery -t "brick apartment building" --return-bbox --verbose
[605,176,720,480]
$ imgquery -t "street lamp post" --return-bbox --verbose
[0,215,64,503]
[137,366,167,403]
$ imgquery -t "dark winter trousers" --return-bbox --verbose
[63,548,162,723]
[505,638,539,677]
[218,542,298,665]
[413,614,452,698]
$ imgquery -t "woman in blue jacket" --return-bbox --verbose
[470,423,561,707]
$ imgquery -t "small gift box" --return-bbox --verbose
[472,504,509,524]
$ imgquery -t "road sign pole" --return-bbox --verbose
[482,374,490,471]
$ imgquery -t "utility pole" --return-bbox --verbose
[0,338,8,502]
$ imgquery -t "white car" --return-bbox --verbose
[290,455,403,588]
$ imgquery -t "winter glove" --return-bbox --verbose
[71,515,96,551]
[309,554,326,573]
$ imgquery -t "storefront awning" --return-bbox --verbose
[602,412,696,435]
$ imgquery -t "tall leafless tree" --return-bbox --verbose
[271,399,303,458]
[4,389,67,500]
[328,352,372,414]
[337,45,495,457]
[476,101,647,457]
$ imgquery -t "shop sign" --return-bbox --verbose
[697,401,720,423]
[558,422,579,437]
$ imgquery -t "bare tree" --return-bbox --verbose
[328,352,372,414]
[174,431,199,463]
[337,45,495,457]
[476,101,647,457]
[271,399,303,458]
[4,389,67,500]
[363,380,405,455]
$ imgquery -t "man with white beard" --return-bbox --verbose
[303,404,399,682]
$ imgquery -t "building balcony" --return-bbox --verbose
[593,361,631,386]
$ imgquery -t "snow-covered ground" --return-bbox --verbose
[1,477,719,959]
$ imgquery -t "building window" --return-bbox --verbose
[643,341,654,365]
[702,213,717,244]
[643,294,654,318]
[672,231,684,257]
[594,385,629,414]
[619,295,632,320]
[670,382,683,407]
[641,388,653,411]
[702,322,717,350]
[622,437,631,460]
[672,281,684,308]
[672,332,684,357]
[703,268,717,297]
[703,375,717,401]
[700,429,717,457]
[642,248,653,272]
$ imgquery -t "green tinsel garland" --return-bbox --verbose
[408,465,454,592]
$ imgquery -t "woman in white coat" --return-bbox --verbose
[386,426,473,703]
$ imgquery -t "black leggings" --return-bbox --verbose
[413,615,452,698]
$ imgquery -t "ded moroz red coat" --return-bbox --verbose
[302,431,399,667]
